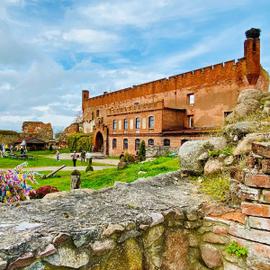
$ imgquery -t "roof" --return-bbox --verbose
[15,137,47,144]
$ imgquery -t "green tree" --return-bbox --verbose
[138,140,146,161]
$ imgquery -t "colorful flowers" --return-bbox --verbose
[0,162,37,204]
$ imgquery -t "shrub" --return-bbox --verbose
[67,133,92,152]
[123,152,136,164]
[85,158,94,172]
[30,185,59,199]
[226,241,248,257]
[138,140,146,161]
[71,170,81,176]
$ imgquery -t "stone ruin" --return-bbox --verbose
[1,149,270,270]
[22,121,53,142]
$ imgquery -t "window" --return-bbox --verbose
[123,139,128,150]
[148,139,154,146]
[187,93,195,105]
[113,120,117,130]
[188,115,194,128]
[135,118,140,129]
[124,119,128,130]
[92,112,94,120]
[148,116,154,129]
[96,110,100,117]
[112,139,117,149]
[163,139,170,146]
[135,139,140,151]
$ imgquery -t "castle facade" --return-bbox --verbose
[82,29,269,156]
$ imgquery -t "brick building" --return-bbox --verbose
[82,29,269,156]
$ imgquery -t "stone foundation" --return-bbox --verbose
[0,163,269,269]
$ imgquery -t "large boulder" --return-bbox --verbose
[237,89,264,103]
[178,137,227,175]
[224,121,260,142]
[226,89,263,123]
[204,159,224,176]
[233,133,270,156]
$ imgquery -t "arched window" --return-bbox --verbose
[113,120,117,130]
[148,116,154,129]
[148,139,154,146]
[135,139,140,151]
[92,112,95,120]
[123,139,128,150]
[112,139,117,149]
[124,119,128,130]
[135,118,140,129]
[163,139,170,146]
[96,110,100,117]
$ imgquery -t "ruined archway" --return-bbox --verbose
[95,131,104,152]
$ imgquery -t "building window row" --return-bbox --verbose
[113,116,154,130]
[112,138,171,150]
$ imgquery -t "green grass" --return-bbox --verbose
[32,157,179,191]
[0,150,113,168]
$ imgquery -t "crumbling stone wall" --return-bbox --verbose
[0,166,269,269]
[22,121,53,141]
[0,130,20,145]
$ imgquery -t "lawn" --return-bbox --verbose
[33,157,180,191]
[0,150,112,168]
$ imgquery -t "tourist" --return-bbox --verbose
[56,150,60,161]
[81,150,86,163]
[71,151,78,167]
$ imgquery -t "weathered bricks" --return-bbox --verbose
[229,224,270,245]
[245,174,270,188]
[262,159,270,174]
[248,216,270,231]
[241,202,270,218]
[261,190,270,203]
[238,183,260,201]
[252,142,270,159]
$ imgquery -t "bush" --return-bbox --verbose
[30,185,59,199]
[67,133,92,152]
[138,140,146,161]
[85,158,94,172]
[226,241,248,257]
[123,152,136,164]
[208,146,234,157]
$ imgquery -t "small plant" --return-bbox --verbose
[71,170,81,176]
[226,241,248,257]
[123,152,136,164]
[208,146,234,157]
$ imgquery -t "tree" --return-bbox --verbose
[138,140,146,161]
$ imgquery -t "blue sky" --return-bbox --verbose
[0,0,269,132]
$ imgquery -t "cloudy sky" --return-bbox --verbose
[0,0,269,132]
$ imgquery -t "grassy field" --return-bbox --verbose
[32,157,179,191]
[0,150,112,168]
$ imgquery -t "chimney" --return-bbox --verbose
[82,90,90,112]
[244,28,261,85]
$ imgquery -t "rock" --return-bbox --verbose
[204,159,223,176]
[0,259,7,270]
[161,231,189,270]
[44,243,89,268]
[224,121,260,141]
[91,240,116,256]
[198,152,209,161]
[179,137,227,175]
[224,155,235,166]
[102,224,125,237]
[233,133,270,156]
[143,225,164,269]
[25,261,45,270]
[237,89,264,103]
[8,252,35,269]
[149,212,164,227]
[200,243,223,268]
[37,244,57,257]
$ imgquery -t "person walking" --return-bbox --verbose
[71,151,78,167]
[56,150,60,161]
